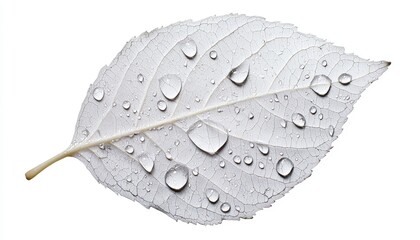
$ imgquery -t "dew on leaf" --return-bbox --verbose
[157,100,167,111]
[165,164,189,191]
[159,74,182,100]
[233,155,241,164]
[181,38,197,59]
[125,145,134,154]
[257,144,269,155]
[206,188,219,203]
[338,73,352,85]
[310,106,317,114]
[209,50,217,59]
[228,62,249,85]
[328,125,335,137]
[122,101,131,110]
[138,153,154,173]
[292,113,306,128]
[187,120,228,155]
[93,87,104,101]
[276,157,294,177]
[137,73,144,83]
[244,155,253,165]
[310,75,332,96]
[220,202,231,213]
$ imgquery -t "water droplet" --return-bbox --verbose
[165,151,173,160]
[174,139,180,146]
[98,143,105,150]
[291,113,306,128]
[157,100,167,111]
[206,188,219,203]
[187,120,228,155]
[322,60,328,67]
[195,97,200,102]
[280,119,287,128]
[228,62,249,85]
[257,144,269,155]
[248,113,254,119]
[310,75,331,96]
[249,142,254,148]
[122,101,131,110]
[284,95,289,100]
[244,155,253,165]
[165,164,188,191]
[319,113,324,120]
[125,145,134,154]
[82,129,89,136]
[338,73,352,85]
[219,161,225,168]
[159,74,182,100]
[181,38,197,59]
[276,157,294,177]
[140,136,145,142]
[138,153,154,173]
[192,167,199,176]
[258,162,265,169]
[93,87,104,101]
[220,202,231,213]
[310,106,317,114]
[209,50,217,60]
[137,73,144,83]
[305,74,310,79]
[228,149,233,154]
[328,125,335,137]
[234,107,240,114]
[233,155,241,164]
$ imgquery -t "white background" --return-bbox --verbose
[1,0,419,239]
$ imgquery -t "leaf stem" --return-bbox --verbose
[25,150,72,180]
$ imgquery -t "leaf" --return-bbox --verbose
[25,14,390,225]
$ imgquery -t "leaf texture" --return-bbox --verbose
[28,14,390,224]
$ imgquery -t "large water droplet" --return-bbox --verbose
[338,73,352,85]
[122,101,131,110]
[220,202,231,213]
[187,120,228,155]
[165,164,189,191]
[159,74,182,100]
[209,50,217,60]
[276,157,294,177]
[138,153,154,173]
[257,144,269,155]
[93,87,104,101]
[244,155,253,165]
[181,38,197,59]
[228,62,249,85]
[157,100,167,111]
[310,75,332,96]
[205,188,219,203]
[291,113,306,128]
[125,145,134,154]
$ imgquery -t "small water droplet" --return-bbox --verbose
[82,129,89,136]
[206,188,219,203]
[187,120,228,155]
[157,100,167,111]
[195,97,200,102]
[244,155,253,165]
[234,107,240,114]
[181,38,197,59]
[228,149,233,154]
[322,60,328,67]
[165,164,188,191]
[209,50,217,60]
[138,153,154,173]
[280,119,287,128]
[126,177,132,182]
[228,62,249,85]
[220,202,231,213]
[174,139,180,146]
[276,157,294,177]
[249,142,254,148]
[248,113,254,119]
[159,74,182,100]
[338,73,352,85]
[328,125,335,137]
[122,101,131,110]
[93,87,104,101]
[291,113,306,128]
[98,143,105,150]
[125,145,134,154]
[165,151,173,160]
[258,162,265,169]
[219,161,225,168]
[137,73,144,83]
[192,167,199,176]
[305,74,310,79]
[140,136,145,142]
[310,106,317,114]
[210,79,215,84]
[233,155,241,164]
[319,113,324,120]
[257,144,269,155]
[310,75,332,96]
